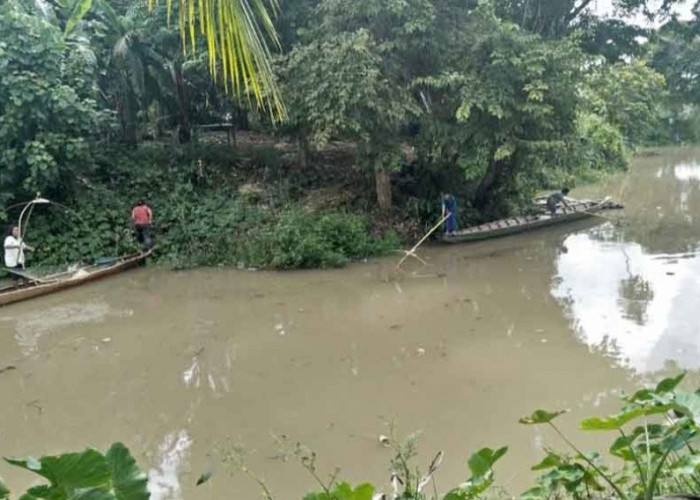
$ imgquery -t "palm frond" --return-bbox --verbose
[146,0,285,121]
[113,34,133,59]
[64,0,93,38]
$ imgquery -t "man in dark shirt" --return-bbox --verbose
[546,188,571,216]
[442,193,458,235]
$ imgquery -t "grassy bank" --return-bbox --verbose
[14,142,400,271]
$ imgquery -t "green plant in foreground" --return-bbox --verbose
[8,375,700,500]
[0,443,149,500]
[520,373,700,500]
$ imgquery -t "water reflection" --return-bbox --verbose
[148,430,193,500]
[553,228,700,373]
[659,162,700,182]
[181,341,235,397]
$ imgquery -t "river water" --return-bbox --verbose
[1,147,700,499]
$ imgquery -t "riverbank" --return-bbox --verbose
[11,135,636,272]
[17,140,403,271]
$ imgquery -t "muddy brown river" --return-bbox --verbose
[2,147,700,499]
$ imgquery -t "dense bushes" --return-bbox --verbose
[11,144,398,271]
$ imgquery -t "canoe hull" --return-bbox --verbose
[0,251,151,307]
[441,200,619,244]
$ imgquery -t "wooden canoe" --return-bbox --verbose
[0,250,152,307]
[441,199,622,244]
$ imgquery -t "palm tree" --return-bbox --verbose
[30,0,285,122]
[146,0,285,121]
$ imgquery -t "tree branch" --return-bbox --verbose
[566,0,595,24]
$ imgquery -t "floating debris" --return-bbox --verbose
[195,471,213,486]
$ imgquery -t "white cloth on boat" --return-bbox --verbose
[4,236,27,268]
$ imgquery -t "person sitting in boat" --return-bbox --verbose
[546,187,571,216]
[442,193,458,236]
[4,225,34,272]
[131,200,153,250]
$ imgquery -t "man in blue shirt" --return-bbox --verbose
[442,193,458,235]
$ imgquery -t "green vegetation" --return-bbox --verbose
[0,442,148,500]
[19,145,397,270]
[240,374,700,499]
[8,375,700,499]
[1,0,699,269]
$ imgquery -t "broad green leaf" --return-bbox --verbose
[467,447,508,477]
[556,464,585,485]
[660,426,697,454]
[6,449,111,492]
[104,443,149,500]
[443,475,493,500]
[519,410,568,425]
[630,423,665,438]
[531,452,563,471]
[64,0,93,38]
[92,0,120,30]
[303,483,374,500]
[580,405,670,430]
[670,454,700,476]
[655,373,686,393]
[609,434,637,461]
[443,447,507,500]
[671,390,700,424]
[518,486,547,500]
[0,478,8,499]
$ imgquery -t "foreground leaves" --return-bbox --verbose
[519,410,568,425]
[443,447,508,500]
[302,483,374,500]
[4,443,149,500]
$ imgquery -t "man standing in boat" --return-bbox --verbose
[131,200,154,251]
[546,187,571,216]
[442,193,458,236]
[4,225,34,272]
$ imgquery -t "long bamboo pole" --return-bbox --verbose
[396,213,451,268]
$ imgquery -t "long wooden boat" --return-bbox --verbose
[0,250,152,307]
[441,198,622,244]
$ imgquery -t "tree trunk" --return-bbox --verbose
[375,168,392,209]
[474,159,500,209]
[173,62,191,144]
[474,141,506,209]
[118,95,138,146]
[297,132,309,169]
